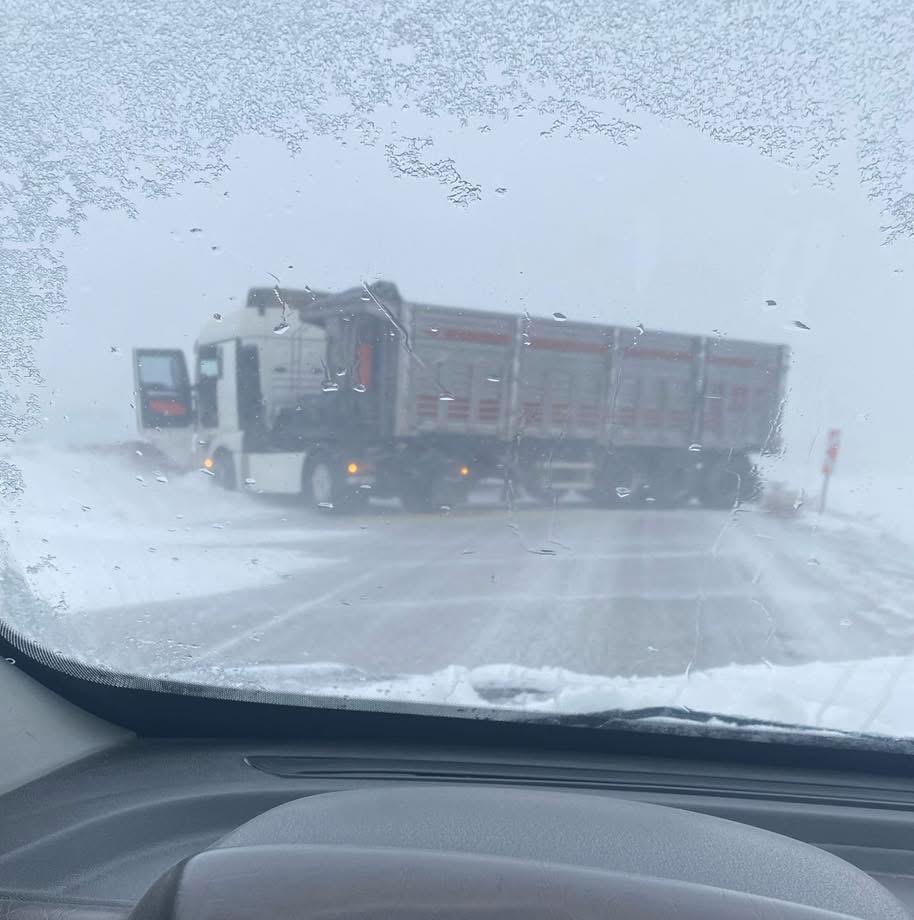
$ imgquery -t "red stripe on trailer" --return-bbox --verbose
[708,356,756,368]
[442,329,512,345]
[527,337,609,353]
[623,347,693,361]
[615,408,636,425]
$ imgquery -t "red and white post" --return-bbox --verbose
[819,428,841,514]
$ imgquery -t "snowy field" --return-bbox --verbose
[1,441,345,613]
[4,439,914,741]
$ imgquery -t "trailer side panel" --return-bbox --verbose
[399,304,516,438]
[515,320,612,441]
[607,329,699,448]
[700,339,786,452]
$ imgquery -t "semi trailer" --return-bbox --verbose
[133,281,787,511]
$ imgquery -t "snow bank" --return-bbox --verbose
[760,455,914,544]
[187,655,914,739]
[1,442,342,613]
[822,473,914,544]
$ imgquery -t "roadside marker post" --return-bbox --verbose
[819,428,841,514]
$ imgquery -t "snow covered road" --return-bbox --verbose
[6,444,914,716]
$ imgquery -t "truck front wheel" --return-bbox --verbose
[304,456,368,513]
[212,450,237,491]
[307,459,336,508]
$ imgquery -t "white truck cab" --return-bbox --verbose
[134,290,375,508]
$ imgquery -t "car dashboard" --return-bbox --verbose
[3,736,914,919]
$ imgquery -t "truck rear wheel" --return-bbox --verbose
[646,456,696,508]
[699,454,757,509]
[590,453,644,507]
[401,471,468,513]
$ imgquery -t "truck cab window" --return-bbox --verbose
[138,354,185,390]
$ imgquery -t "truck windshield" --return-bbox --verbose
[3,0,914,746]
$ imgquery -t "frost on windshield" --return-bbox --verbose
[2,2,914,733]
[2,0,914,450]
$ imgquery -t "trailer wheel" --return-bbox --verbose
[401,471,468,513]
[521,467,568,505]
[590,453,644,507]
[526,483,569,505]
[212,450,237,491]
[646,457,696,508]
[699,454,757,509]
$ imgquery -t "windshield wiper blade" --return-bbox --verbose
[516,705,841,736]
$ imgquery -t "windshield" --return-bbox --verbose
[4,0,914,744]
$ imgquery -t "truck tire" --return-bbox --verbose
[699,454,757,509]
[590,453,644,507]
[525,483,569,505]
[212,450,237,491]
[304,456,368,513]
[401,471,468,513]
[521,466,568,505]
[646,456,696,508]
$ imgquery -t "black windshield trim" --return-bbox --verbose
[4,619,914,777]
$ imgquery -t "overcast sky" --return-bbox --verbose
[35,108,914,484]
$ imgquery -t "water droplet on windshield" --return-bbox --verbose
[765,298,777,306]
[359,294,371,301]
[189,227,202,234]
[495,186,508,194]
[135,449,143,456]
[429,327,440,334]
[135,474,145,483]
[688,443,702,452]
[439,392,456,401]
[155,474,168,483]
[352,383,367,393]
[486,374,501,383]
[244,477,256,486]
[335,368,347,377]
[635,323,645,336]
[213,312,223,321]
[200,467,215,477]
[318,501,334,509]
[807,557,821,566]
[615,486,631,498]
[321,380,340,393]
[273,321,290,335]
[792,320,811,330]
[553,312,567,321]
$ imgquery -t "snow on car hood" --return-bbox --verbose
[180,655,914,739]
